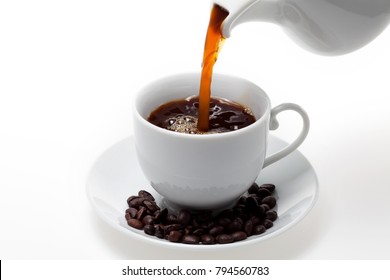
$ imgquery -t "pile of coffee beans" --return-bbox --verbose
[125,183,278,245]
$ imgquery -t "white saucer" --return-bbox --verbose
[86,135,319,251]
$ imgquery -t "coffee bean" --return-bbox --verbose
[263,219,273,229]
[259,203,270,213]
[184,227,192,235]
[262,196,276,209]
[238,213,250,223]
[254,196,263,205]
[231,231,247,241]
[201,220,215,231]
[166,214,178,224]
[245,196,258,212]
[260,183,275,193]
[252,225,266,235]
[138,190,155,201]
[128,197,146,208]
[248,182,259,194]
[182,235,200,244]
[136,206,147,220]
[265,210,278,221]
[228,218,243,232]
[237,196,247,205]
[154,224,164,239]
[217,217,231,227]
[216,234,234,244]
[178,209,191,226]
[233,204,246,215]
[154,208,168,223]
[244,220,253,236]
[209,225,224,236]
[164,224,183,235]
[127,196,138,207]
[191,218,200,228]
[250,216,261,226]
[248,193,259,199]
[126,207,138,219]
[142,215,154,225]
[192,228,206,236]
[143,200,160,213]
[143,224,155,236]
[127,218,143,230]
[257,188,272,198]
[168,230,183,242]
[200,234,215,244]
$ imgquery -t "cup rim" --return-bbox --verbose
[133,72,271,139]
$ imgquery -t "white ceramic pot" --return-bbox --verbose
[214,0,390,55]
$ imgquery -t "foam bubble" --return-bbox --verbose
[166,115,199,134]
[164,115,223,134]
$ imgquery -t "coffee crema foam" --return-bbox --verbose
[165,115,203,134]
[165,115,221,134]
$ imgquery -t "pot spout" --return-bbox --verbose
[213,0,280,38]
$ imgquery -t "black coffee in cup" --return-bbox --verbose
[147,96,256,134]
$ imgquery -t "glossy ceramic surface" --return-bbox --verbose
[133,73,309,209]
[86,135,319,250]
[214,0,390,55]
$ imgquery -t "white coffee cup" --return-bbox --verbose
[133,73,309,209]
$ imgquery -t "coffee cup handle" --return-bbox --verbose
[263,103,310,168]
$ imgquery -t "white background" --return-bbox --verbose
[1,0,389,259]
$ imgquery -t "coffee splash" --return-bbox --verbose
[147,96,255,134]
[197,4,229,132]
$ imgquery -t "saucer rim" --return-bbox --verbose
[86,135,319,251]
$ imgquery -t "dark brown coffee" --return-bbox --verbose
[147,95,256,134]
